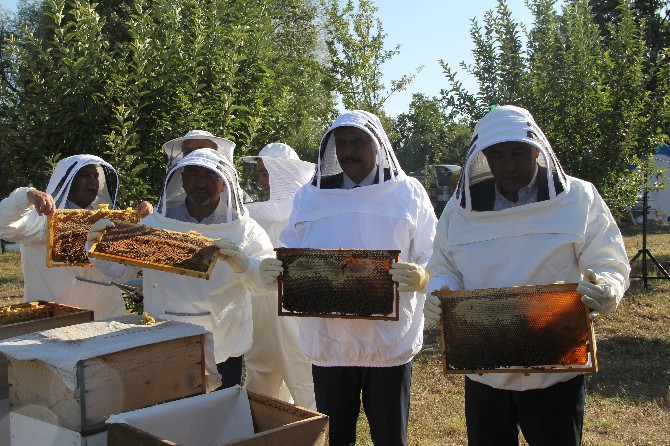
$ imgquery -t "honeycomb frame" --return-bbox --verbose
[46,205,139,267]
[434,283,597,374]
[88,220,219,280]
[276,248,401,320]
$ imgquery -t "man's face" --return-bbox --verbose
[67,164,100,208]
[181,165,225,207]
[181,139,218,158]
[334,126,377,184]
[482,141,540,200]
[256,159,270,198]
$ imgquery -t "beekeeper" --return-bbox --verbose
[0,154,152,319]
[260,111,437,445]
[241,142,316,409]
[162,129,235,171]
[89,149,274,389]
[424,105,630,445]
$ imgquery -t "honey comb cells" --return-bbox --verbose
[47,206,139,267]
[435,283,596,374]
[89,221,219,279]
[276,248,400,320]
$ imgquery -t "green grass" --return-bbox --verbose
[1,222,669,444]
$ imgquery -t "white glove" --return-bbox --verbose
[214,238,248,273]
[424,293,443,328]
[259,258,284,286]
[390,262,429,292]
[577,269,616,320]
[87,218,115,243]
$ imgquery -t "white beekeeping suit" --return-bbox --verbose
[426,105,630,392]
[241,143,316,409]
[92,149,274,365]
[281,110,437,368]
[0,154,128,319]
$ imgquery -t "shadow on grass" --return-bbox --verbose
[586,335,669,408]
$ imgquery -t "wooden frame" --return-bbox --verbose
[88,221,219,280]
[276,248,400,321]
[434,283,597,374]
[46,205,139,267]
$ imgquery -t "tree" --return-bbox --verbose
[320,0,421,117]
[0,0,335,204]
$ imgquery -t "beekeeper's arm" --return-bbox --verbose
[390,191,437,292]
[0,187,53,242]
[85,219,138,280]
[215,224,275,296]
[424,211,464,327]
[576,185,630,319]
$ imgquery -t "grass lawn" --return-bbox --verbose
[1,221,669,444]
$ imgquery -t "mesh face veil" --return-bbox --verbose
[158,148,247,222]
[455,105,568,211]
[314,110,404,187]
[46,154,119,210]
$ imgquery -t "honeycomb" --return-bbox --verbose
[89,221,219,278]
[276,248,400,319]
[0,301,51,325]
[47,204,139,267]
[435,283,594,373]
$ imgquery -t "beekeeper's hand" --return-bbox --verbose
[135,201,153,219]
[577,269,616,320]
[390,262,429,292]
[424,292,444,328]
[214,238,248,273]
[87,218,115,243]
[26,188,56,216]
[260,258,284,286]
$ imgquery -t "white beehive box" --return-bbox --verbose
[0,314,218,444]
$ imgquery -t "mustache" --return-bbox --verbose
[340,157,361,164]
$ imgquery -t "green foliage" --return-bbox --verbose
[320,0,421,116]
[0,0,334,202]
[437,0,668,217]
[392,94,471,172]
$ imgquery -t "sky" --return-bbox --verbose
[0,0,537,115]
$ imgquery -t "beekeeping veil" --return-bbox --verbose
[241,143,315,221]
[162,130,236,171]
[157,148,246,222]
[45,154,118,209]
[456,105,568,211]
[314,110,403,187]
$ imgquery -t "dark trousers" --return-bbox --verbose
[312,362,412,446]
[215,355,244,390]
[464,375,585,446]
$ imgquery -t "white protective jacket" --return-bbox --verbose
[280,111,437,367]
[426,105,630,391]
[0,155,128,319]
[93,149,274,363]
[242,144,317,408]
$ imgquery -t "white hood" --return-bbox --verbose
[46,154,118,209]
[456,105,568,211]
[162,130,236,171]
[157,148,247,223]
[314,110,404,187]
[243,143,315,222]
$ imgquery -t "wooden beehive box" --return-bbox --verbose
[434,283,597,374]
[276,248,401,321]
[88,221,219,280]
[106,387,328,446]
[46,204,139,267]
[0,301,93,399]
[0,315,209,436]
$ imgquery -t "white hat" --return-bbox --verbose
[162,130,236,164]
[241,142,299,164]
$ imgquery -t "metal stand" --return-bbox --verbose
[629,190,670,289]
